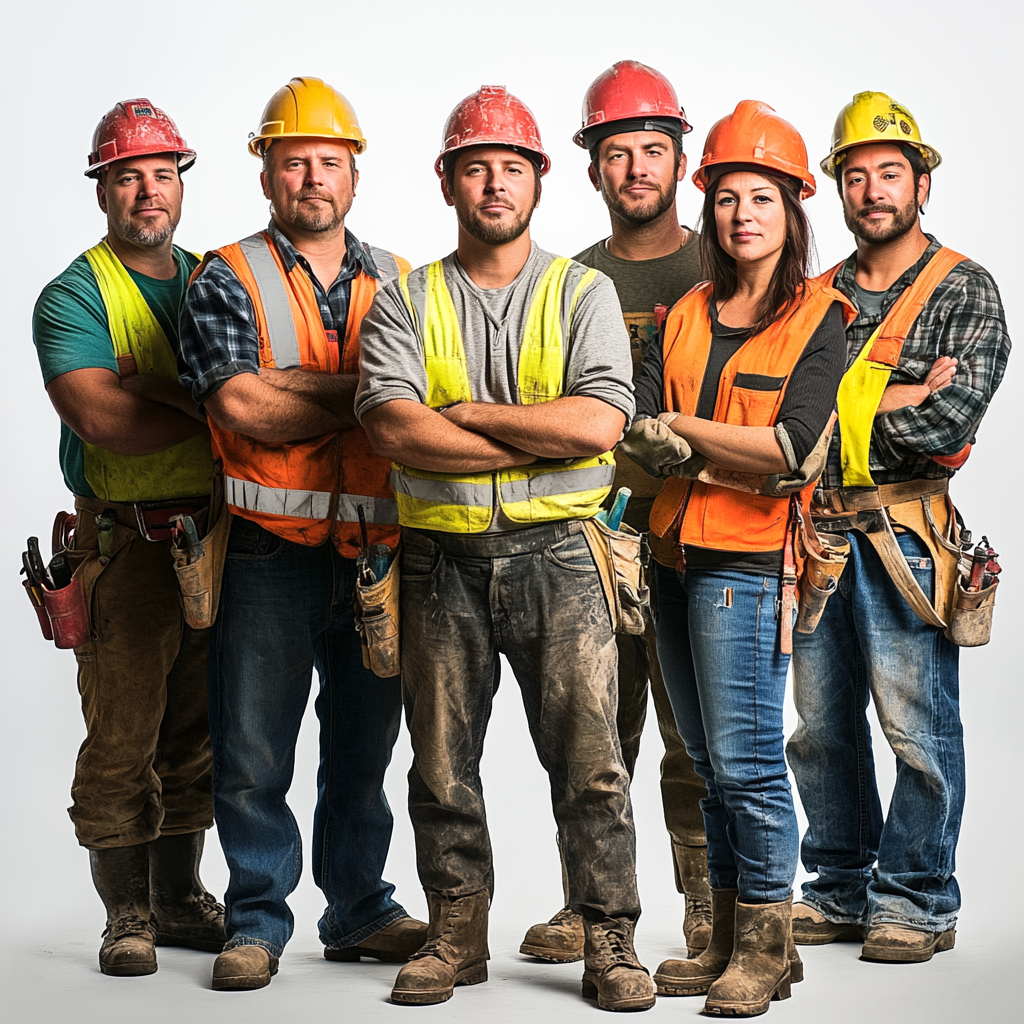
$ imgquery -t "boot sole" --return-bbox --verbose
[519,942,584,963]
[582,974,656,1011]
[704,966,791,1016]
[212,960,278,991]
[390,961,488,1004]
[325,946,417,964]
[654,972,719,996]
[99,958,157,977]
[860,929,955,963]
[792,923,864,946]
[155,933,225,953]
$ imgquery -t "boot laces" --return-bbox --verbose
[104,913,153,941]
[550,906,579,926]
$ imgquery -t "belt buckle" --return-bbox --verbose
[134,504,192,542]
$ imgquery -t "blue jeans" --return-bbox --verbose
[207,516,406,957]
[655,563,798,903]
[788,529,963,931]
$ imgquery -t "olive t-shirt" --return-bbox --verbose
[32,245,200,496]
[573,230,703,531]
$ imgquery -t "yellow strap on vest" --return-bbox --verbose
[83,240,179,377]
[837,323,889,487]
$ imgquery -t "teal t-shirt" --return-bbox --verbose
[32,245,200,496]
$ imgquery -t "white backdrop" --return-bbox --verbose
[1,2,1020,1021]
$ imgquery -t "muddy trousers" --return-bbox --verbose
[401,522,640,920]
[70,495,213,850]
[788,530,963,931]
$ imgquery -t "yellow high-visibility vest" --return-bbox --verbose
[82,240,212,501]
[392,257,616,532]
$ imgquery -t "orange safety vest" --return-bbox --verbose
[649,279,853,556]
[199,231,409,557]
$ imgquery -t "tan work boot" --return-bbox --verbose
[860,923,955,963]
[149,831,226,953]
[581,916,655,1012]
[212,946,279,991]
[519,906,584,962]
[90,846,157,977]
[655,888,737,995]
[791,902,863,946]
[672,841,713,956]
[390,891,489,1005]
[704,896,795,1016]
[325,915,429,963]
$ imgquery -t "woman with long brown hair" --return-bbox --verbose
[623,101,852,1016]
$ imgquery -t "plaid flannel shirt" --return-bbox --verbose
[177,222,380,405]
[822,234,1010,488]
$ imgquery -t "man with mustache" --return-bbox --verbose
[357,85,652,1011]
[31,99,224,977]
[520,59,711,967]
[178,77,424,991]
[786,92,1009,964]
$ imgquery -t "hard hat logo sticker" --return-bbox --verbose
[900,120,913,135]
[132,105,155,118]
[873,115,894,132]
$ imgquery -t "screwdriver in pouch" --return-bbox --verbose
[96,509,116,560]
[47,552,73,590]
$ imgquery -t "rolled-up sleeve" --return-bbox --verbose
[564,272,635,420]
[355,281,428,423]
[873,264,1010,463]
[178,257,260,405]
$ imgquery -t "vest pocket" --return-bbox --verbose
[723,384,785,427]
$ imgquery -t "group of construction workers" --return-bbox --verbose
[31,61,1008,1016]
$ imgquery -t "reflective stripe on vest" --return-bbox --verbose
[81,241,212,502]
[822,248,967,487]
[393,256,614,532]
[226,476,400,524]
[237,233,303,369]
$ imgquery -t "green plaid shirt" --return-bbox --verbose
[822,235,1010,488]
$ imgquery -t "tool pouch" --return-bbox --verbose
[355,556,401,677]
[42,574,91,649]
[796,532,850,635]
[22,580,54,640]
[946,576,999,647]
[171,466,230,630]
[581,517,650,635]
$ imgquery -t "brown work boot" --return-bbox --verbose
[672,841,713,956]
[390,891,489,1005]
[791,902,864,945]
[704,896,795,1016]
[90,845,157,977]
[519,906,584,963]
[212,946,279,990]
[149,831,226,953]
[655,888,737,996]
[325,915,429,963]
[860,923,956,963]
[581,916,655,1012]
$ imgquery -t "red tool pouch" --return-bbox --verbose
[42,576,91,649]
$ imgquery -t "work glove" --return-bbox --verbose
[620,418,707,479]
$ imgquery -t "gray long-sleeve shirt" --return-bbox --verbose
[356,243,634,424]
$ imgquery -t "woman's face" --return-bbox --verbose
[713,170,787,265]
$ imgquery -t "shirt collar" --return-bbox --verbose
[266,221,379,283]
[835,233,942,322]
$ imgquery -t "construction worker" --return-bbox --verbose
[520,59,711,966]
[786,92,1010,963]
[622,101,853,1015]
[31,99,224,977]
[357,85,652,1012]
[177,77,425,991]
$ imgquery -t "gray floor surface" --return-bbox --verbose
[3,920,1015,1024]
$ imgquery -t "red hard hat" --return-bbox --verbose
[574,60,692,148]
[692,100,815,199]
[435,85,550,178]
[85,98,196,179]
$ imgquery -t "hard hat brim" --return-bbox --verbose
[433,142,551,178]
[85,148,197,179]
[248,131,367,159]
[820,140,942,179]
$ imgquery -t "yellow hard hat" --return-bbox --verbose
[820,91,941,179]
[248,77,366,158]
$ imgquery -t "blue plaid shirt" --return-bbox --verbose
[822,235,1010,487]
[178,222,380,405]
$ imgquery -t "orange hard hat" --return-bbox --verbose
[693,100,815,199]
[86,98,195,179]
[574,60,692,148]
[435,85,550,178]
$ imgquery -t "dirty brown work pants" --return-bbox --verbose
[401,521,640,921]
[69,496,213,850]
